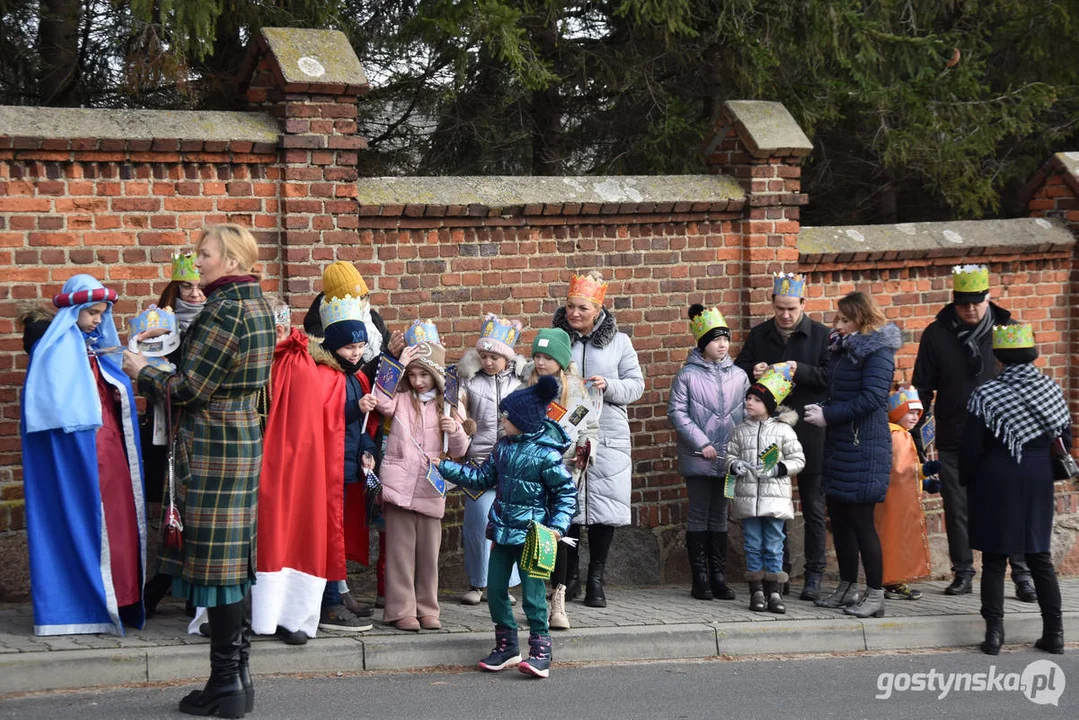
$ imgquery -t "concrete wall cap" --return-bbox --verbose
[260,27,369,91]
[721,100,813,157]
[0,106,280,144]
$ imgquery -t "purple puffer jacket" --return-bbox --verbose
[667,349,750,478]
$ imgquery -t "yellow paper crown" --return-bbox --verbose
[755,367,794,405]
[171,252,199,283]
[952,264,989,294]
[992,324,1034,350]
[567,273,608,306]
[319,294,367,328]
[690,307,728,341]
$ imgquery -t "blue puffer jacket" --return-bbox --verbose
[821,323,902,504]
[440,419,578,544]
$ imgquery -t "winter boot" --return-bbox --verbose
[981,617,1004,656]
[583,562,607,607]
[706,531,736,600]
[564,528,581,601]
[686,531,713,601]
[799,571,822,602]
[179,600,247,718]
[239,594,254,714]
[844,587,885,618]
[143,573,172,619]
[583,524,614,607]
[747,572,766,612]
[518,633,553,678]
[765,573,787,614]
[549,585,571,630]
[478,625,522,671]
[815,580,861,609]
[1034,613,1064,655]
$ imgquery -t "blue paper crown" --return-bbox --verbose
[888,386,923,414]
[319,294,367,328]
[405,318,440,347]
[129,304,178,335]
[478,313,520,348]
[772,272,806,298]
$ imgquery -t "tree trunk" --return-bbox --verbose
[38,0,82,106]
[530,16,561,175]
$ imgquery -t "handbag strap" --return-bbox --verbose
[165,376,179,511]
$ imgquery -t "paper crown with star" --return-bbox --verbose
[952,264,989,295]
[689,307,728,341]
[128,304,180,361]
[319,294,367,329]
[475,313,522,360]
[171,252,199,283]
[755,366,794,406]
[405,318,441,347]
[992,323,1035,350]
[772,272,806,298]
[567,273,608,306]
[129,304,178,335]
[888,386,923,422]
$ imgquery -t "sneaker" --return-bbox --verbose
[342,592,375,617]
[884,583,923,600]
[319,604,373,632]
[461,587,483,605]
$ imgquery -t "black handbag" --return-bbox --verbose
[1050,436,1078,482]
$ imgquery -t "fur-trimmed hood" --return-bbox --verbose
[307,332,349,373]
[553,306,619,348]
[18,303,57,354]
[837,323,903,365]
[773,405,799,427]
[457,347,529,381]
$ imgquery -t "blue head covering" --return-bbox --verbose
[23,274,123,434]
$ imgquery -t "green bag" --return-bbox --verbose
[521,521,559,579]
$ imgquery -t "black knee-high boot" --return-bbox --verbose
[239,593,254,713]
[564,525,581,601]
[143,573,173,619]
[179,600,247,718]
[706,531,736,600]
[1028,552,1064,654]
[584,524,614,608]
[686,531,712,600]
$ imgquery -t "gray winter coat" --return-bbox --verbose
[458,348,528,464]
[553,307,645,526]
[667,350,750,478]
[724,407,806,521]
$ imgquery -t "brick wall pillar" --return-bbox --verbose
[703,101,812,333]
[240,28,370,309]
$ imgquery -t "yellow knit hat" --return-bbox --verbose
[322,261,369,300]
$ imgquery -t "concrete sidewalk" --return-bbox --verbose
[2,579,1077,695]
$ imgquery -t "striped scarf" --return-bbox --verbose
[966,363,1070,462]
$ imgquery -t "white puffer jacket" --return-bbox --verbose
[724,406,805,521]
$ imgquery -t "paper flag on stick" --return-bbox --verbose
[546,401,567,422]
[758,443,780,472]
[444,364,459,406]
[374,354,405,397]
[723,473,736,499]
[920,416,936,449]
[426,461,447,497]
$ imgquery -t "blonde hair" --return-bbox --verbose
[837,291,888,334]
[528,366,572,408]
[200,224,260,276]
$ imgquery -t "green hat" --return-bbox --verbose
[532,327,572,369]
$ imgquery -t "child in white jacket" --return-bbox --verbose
[725,366,805,614]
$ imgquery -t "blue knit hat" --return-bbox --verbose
[323,319,367,352]
[500,374,559,434]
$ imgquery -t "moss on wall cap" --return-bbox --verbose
[0,106,279,144]
[259,27,369,94]
[719,101,813,159]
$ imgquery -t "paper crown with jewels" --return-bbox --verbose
[273,305,291,327]
[567,273,608,306]
[319,294,367,329]
[952,264,990,295]
[772,272,806,299]
[992,323,1035,350]
[690,307,728,341]
[754,366,794,405]
[127,304,180,359]
[769,362,795,382]
[888,386,923,421]
[129,304,178,335]
[405,318,441,347]
[171,252,199,283]
[476,313,522,360]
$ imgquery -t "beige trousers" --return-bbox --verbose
[383,503,442,622]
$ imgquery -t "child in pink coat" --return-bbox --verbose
[359,321,469,631]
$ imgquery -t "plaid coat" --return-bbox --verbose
[138,280,274,587]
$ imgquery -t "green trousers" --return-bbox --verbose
[488,542,549,635]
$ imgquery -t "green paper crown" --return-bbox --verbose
[756,366,794,405]
[992,324,1034,350]
[952,264,989,294]
[690,306,728,341]
[171,252,199,283]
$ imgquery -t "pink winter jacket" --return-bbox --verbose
[374,390,470,519]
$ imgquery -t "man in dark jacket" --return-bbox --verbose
[912,265,1035,601]
[735,273,831,601]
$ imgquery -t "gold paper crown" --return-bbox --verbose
[690,307,728,341]
[992,324,1034,350]
[319,294,367,328]
[755,367,794,405]
[171,252,199,283]
[567,273,608,306]
[952,264,989,294]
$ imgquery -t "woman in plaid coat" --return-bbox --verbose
[124,224,274,719]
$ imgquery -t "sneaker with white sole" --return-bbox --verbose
[518,633,552,679]
[318,604,373,632]
[461,587,483,605]
[478,626,521,671]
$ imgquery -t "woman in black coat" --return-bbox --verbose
[961,324,1069,656]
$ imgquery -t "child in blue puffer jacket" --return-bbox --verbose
[439,375,577,679]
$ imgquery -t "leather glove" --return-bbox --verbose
[803,404,827,427]
[729,459,751,476]
[922,477,942,494]
[922,460,941,477]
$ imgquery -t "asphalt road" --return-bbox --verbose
[2,647,1076,719]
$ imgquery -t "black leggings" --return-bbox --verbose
[826,496,883,589]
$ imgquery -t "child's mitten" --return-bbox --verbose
[922,477,942,494]
[922,460,941,477]
[729,459,751,476]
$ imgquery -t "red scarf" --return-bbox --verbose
[202,275,258,297]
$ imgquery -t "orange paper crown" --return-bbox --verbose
[567,273,608,306]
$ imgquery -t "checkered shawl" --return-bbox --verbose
[138,280,275,586]
[966,362,1070,462]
